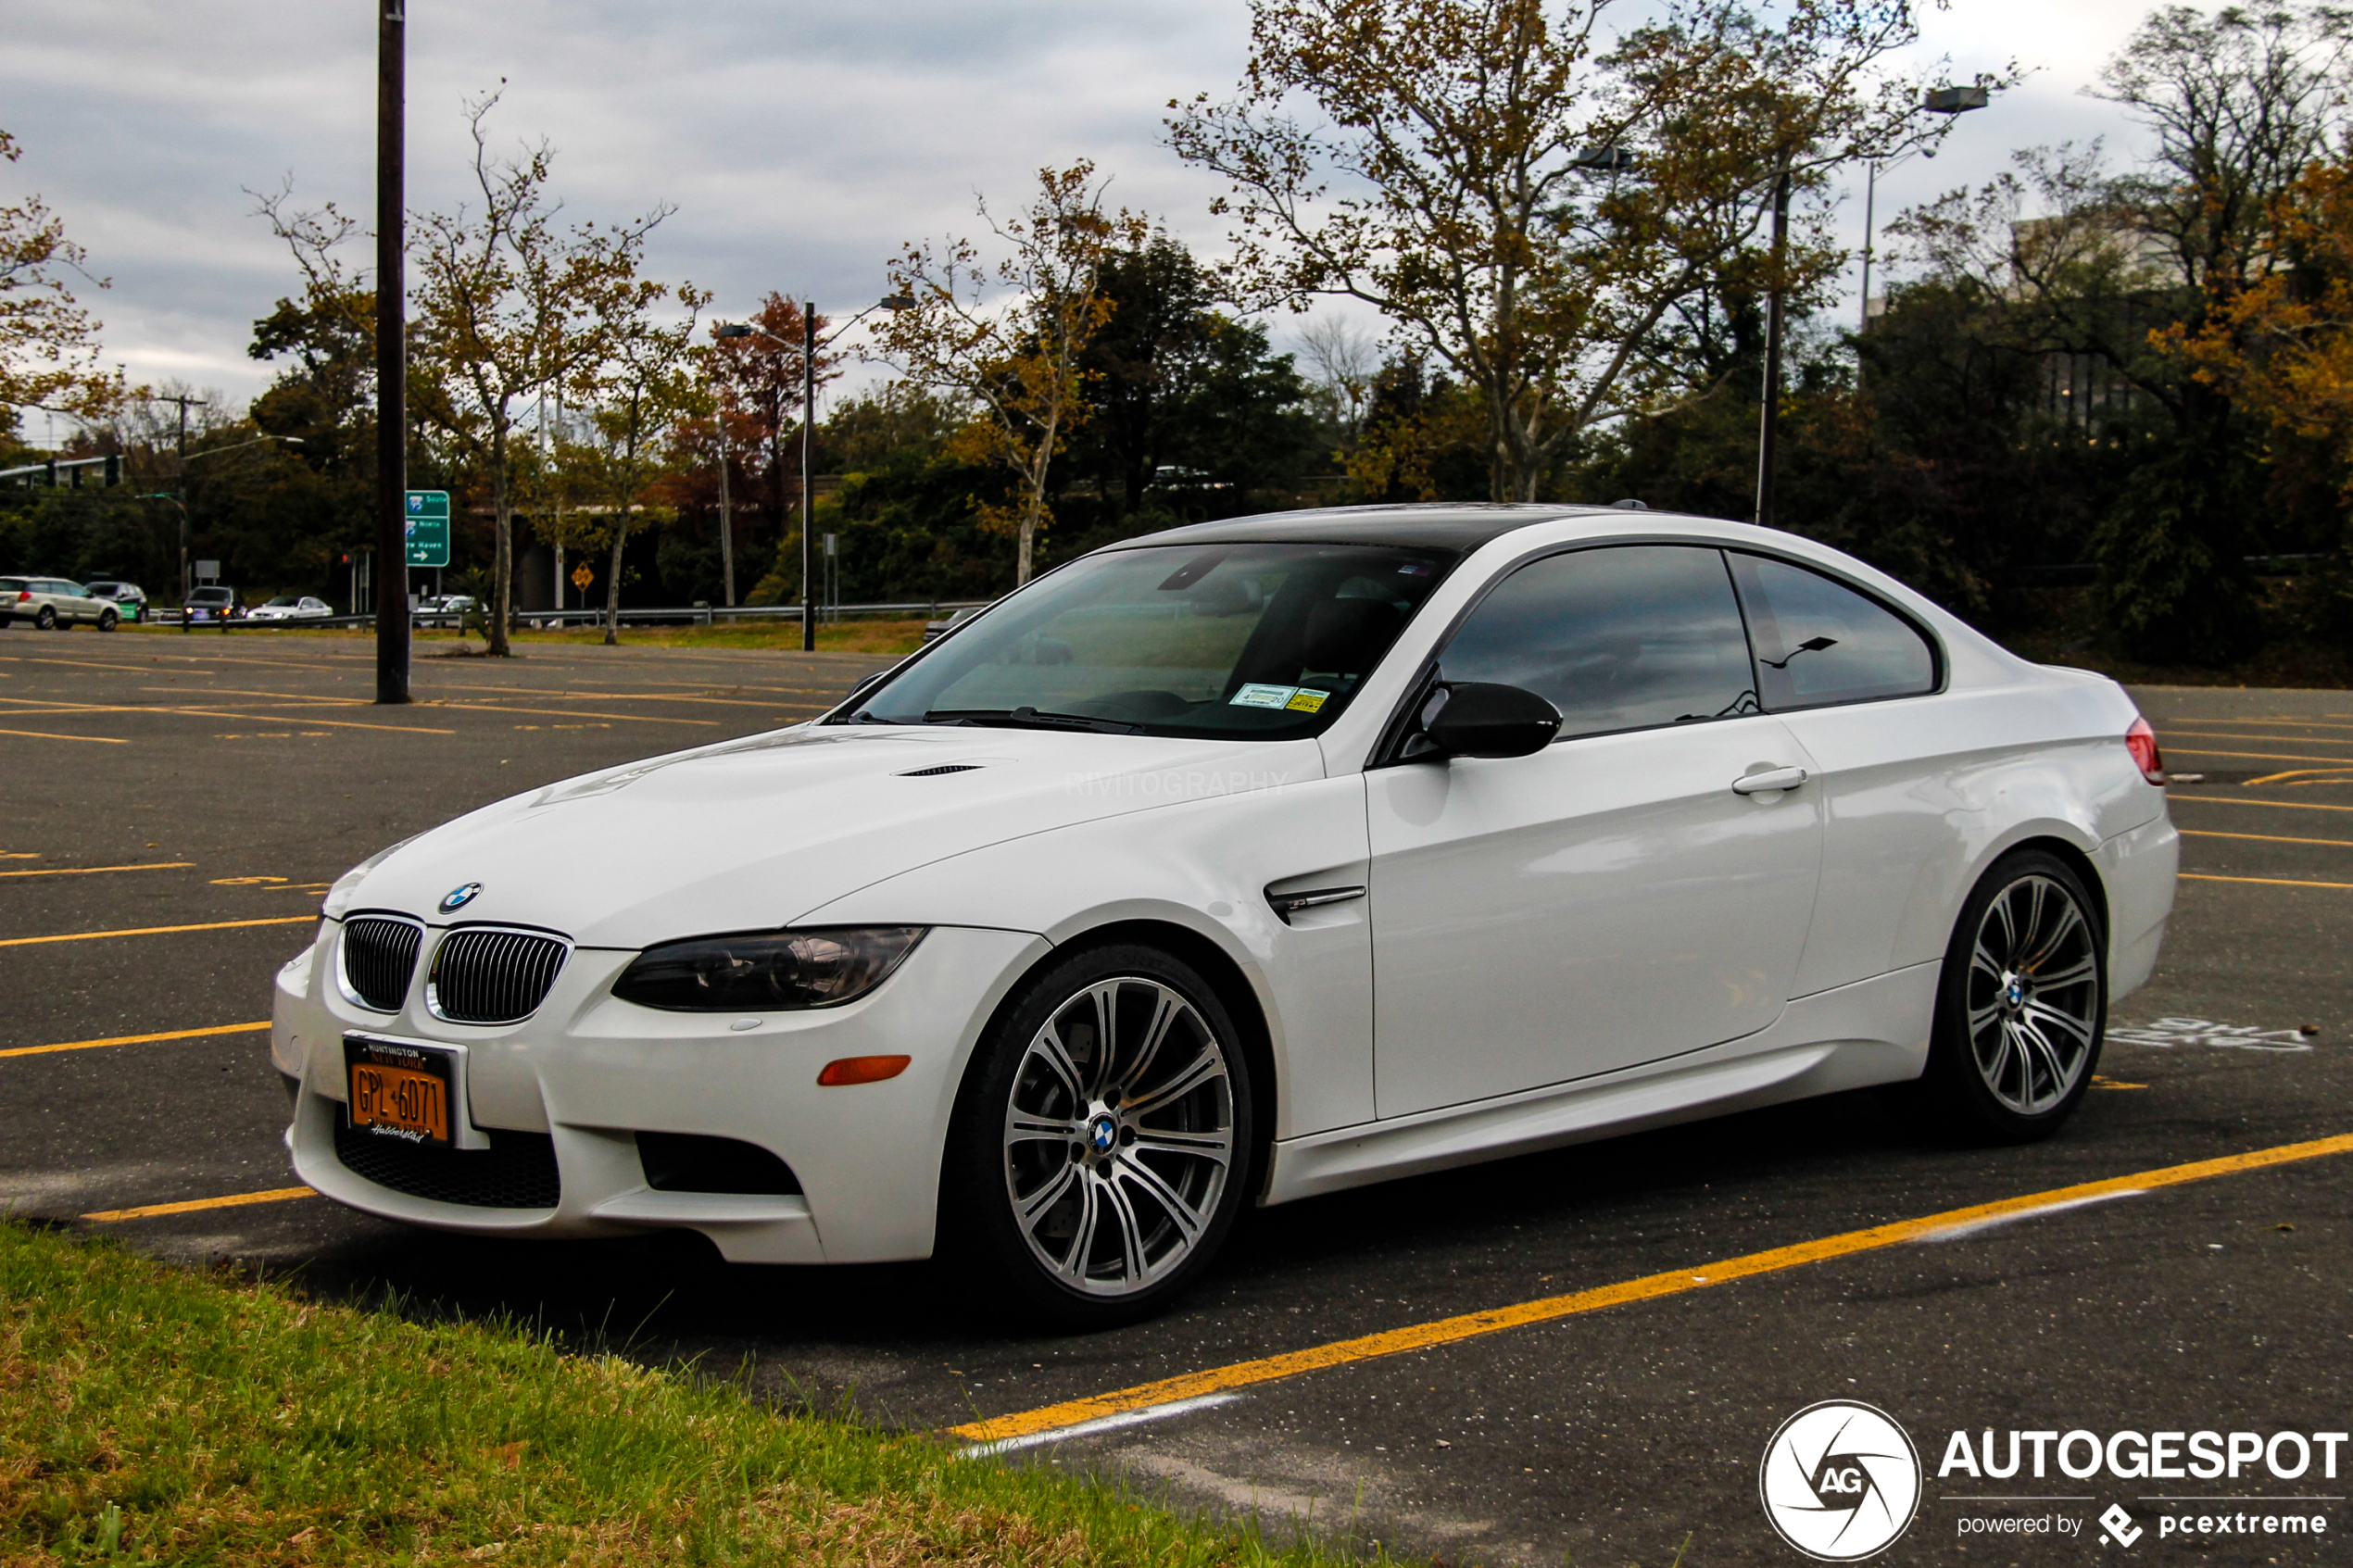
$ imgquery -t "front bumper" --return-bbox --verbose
[273,921,1049,1262]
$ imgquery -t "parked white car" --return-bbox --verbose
[274,504,2177,1325]
[248,596,333,622]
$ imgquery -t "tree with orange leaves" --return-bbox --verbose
[875,163,1150,585]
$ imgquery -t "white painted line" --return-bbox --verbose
[959,1391,1243,1457]
[1913,1188,2144,1244]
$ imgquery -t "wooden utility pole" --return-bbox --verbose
[799,303,816,653]
[374,0,410,703]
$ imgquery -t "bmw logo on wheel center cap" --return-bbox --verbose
[439,882,483,914]
[1088,1114,1118,1152]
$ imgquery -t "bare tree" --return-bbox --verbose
[585,289,709,644]
[1,129,127,426]
[409,92,672,655]
[1295,314,1381,441]
[1170,0,1997,500]
[876,162,1150,584]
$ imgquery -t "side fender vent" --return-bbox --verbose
[899,763,984,777]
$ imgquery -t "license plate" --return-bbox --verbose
[345,1037,454,1146]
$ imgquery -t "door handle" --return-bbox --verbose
[1731,766,1809,795]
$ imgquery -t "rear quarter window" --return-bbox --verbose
[1729,554,1938,709]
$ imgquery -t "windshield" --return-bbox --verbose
[839,542,1451,739]
[265,596,298,607]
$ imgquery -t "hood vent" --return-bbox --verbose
[899,763,984,777]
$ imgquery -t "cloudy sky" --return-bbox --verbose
[7,0,2176,443]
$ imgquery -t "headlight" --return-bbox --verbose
[610,927,927,1012]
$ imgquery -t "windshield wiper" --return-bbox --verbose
[923,706,1143,734]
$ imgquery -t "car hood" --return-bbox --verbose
[334,723,1327,948]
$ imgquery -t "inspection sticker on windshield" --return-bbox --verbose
[1286,689,1329,712]
[1231,684,1300,709]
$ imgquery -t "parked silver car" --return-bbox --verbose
[0,576,120,630]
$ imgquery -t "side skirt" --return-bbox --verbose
[1262,961,1939,1206]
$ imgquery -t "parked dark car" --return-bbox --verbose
[182,586,242,623]
[84,580,149,622]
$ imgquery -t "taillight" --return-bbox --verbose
[2125,716,2165,784]
[13,591,26,602]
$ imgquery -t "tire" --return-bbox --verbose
[939,942,1257,1329]
[97,608,118,632]
[34,607,56,631]
[1905,848,2107,1144]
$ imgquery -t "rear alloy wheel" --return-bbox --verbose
[34,607,56,631]
[1912,848,2106,1143]
[944,944,1253,1328]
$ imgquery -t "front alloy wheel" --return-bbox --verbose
[947,945,1253,1327]
[1909,848,2106,1143]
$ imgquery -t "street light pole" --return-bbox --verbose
[713,294,912,651]
[374,0,410,704]
[1756,83,1990,530]
[1755,163,1791,530]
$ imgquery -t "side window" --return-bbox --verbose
[1440,545,1757,740]
[1729,554,1936,709]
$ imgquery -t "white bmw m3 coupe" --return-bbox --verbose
[272,505,2177,1324]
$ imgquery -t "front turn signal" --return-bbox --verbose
[816,1054,912,1087]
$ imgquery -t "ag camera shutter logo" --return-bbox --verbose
[1759,1400,1922,1561]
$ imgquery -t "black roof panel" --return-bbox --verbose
[1100,503,1616,556]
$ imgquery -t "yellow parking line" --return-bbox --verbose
[2179,829,2353,848]
[2164,747,2353,766]
[431,700,718,727]
[0,860,195,879]
[141,684,367,705]
[0,916,314,947]
[2168,794,2353,814]
[10,657,153,672]
[0,1021,270,1058]
[0,694,452,735]
[2171,716,2353,733]
[947,1132,2353,1444]
[0,725,127,744]
[165,707,456,735]
[2179,872,2353,890]
[83,1186,315,1223]
[2158,729,2353,747]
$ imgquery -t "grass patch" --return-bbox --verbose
[116,620,932,658]
[0,1223,1391,1566]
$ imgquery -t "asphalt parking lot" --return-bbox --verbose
[4,630,2348,1565]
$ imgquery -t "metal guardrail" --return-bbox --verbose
[140,599,992,632]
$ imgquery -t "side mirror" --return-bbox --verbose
[845,671,887,703]
[1421,682,1561,759]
